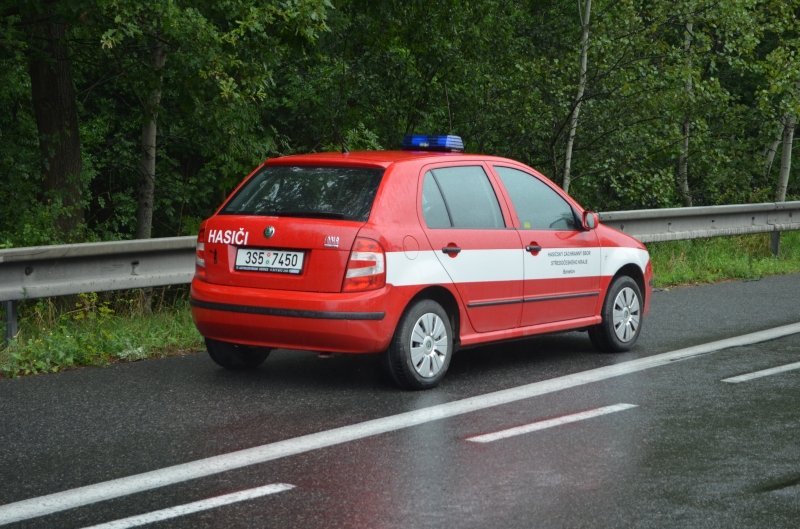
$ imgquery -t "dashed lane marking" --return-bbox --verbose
[722,360,800,384]
[466,403,638,443]
[79,484,294,529]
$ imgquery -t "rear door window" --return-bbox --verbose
[422,166,505,229]
[221,165,384,221]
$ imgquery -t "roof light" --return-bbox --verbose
[402,134,464,152]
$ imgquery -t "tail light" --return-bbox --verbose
[196,227,206,271]
[342,237,386,292]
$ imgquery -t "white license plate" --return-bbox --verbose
[235,248,304,274]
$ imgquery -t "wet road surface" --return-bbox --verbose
[1,274,799,528]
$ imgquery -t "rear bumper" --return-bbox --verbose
[190,278,402,354]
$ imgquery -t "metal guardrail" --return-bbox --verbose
[599,201,800,243]
[2,201,800,343]
[1,237,196,342]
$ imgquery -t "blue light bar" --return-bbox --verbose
[402,134,464,152]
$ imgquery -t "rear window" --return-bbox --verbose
[221,165,384,221]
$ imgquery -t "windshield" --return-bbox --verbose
[221,165,384,221]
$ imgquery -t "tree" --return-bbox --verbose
[776,112,796,202]
[753,1,799,207]
[135,25,166,240]
[677,19,693,207]
[23,0,85,237]
[562,0,592,194]
[96,0,332,239]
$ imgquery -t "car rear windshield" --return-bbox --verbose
[220,165,384,221]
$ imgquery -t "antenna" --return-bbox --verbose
[445,85,453,133]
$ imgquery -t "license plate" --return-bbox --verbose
[235,248,304,274]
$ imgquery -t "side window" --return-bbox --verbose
[421,172,451,228]
[422,166,505,229]
[494,166,578,230]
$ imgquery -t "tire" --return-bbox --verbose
[205,338,270,370]
[385,299,453,390]
[589,275,643,353]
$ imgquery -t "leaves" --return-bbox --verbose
[0,0,798,247]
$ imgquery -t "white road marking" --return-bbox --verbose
[79,483,294,529]
[1,321,799,526]
[721,361,800,384]
[466,403,638,443]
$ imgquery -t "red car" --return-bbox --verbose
[191,135,652,389]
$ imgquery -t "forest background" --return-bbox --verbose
[1,0,798,248]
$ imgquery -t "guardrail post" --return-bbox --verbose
[3,300,18,344]
[770,232,781,257]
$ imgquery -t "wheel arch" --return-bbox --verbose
[610,263,646,305]
[404,286,462,349]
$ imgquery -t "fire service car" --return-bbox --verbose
[191,135,652,389]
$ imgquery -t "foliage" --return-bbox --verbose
[0,0,798,246]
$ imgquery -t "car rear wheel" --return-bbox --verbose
[386,299,453,390]
[205,338,270,370]
[589,275,643,353]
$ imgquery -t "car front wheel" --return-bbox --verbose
[205,338,271,370]
[589,276,643,353]
[386,299,453,390]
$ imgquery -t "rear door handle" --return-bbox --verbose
[526,245,542,253]
[442,246,462,255]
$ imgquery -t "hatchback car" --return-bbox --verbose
[191,135,652,389]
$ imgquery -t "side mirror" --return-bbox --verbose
[583,211,598,230]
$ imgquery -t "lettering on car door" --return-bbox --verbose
[493,165,601,326]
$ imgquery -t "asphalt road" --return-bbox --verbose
[1,274,799,528]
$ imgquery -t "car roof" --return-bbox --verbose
[266,150,505,169]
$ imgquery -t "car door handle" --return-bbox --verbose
[441,246,462,256]
[526,245,543,253]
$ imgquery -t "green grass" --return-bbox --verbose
[1,292,202,378]
[649,231,800,288]
[1,231,799,378]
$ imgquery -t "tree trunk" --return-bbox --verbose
[775,114,796,203]
[26,2,84,237]
[677,21,693,207]
[135,37,167,240]
[562,0,591,194]
[770,113,796,256]
[763,125,783,178]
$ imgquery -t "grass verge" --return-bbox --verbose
[1,291,202,378]
[1,231,799,378]
[649,231,800,287]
